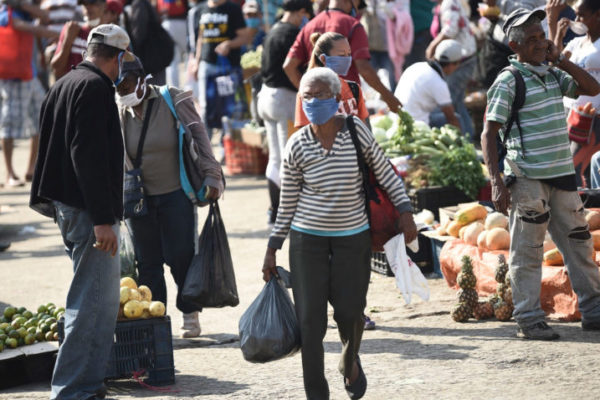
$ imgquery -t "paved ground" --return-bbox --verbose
[1,140,600,400]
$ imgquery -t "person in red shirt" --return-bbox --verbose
[51,0,122,79]
[294,32,369,127]
[283,0,401,113]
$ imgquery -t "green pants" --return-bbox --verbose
[289,229,371,400]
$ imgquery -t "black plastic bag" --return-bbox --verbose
[182,201,239,308]
[238,277,301,363]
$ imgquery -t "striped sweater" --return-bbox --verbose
[268,116,412,249]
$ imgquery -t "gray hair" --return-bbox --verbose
[299,67,341,96]
[508,16,542,44]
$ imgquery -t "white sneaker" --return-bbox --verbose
[181,311,201,338]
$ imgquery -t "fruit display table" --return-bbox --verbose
[440,239,586,322]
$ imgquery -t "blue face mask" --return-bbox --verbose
[299,15,309,29]
[246,17,261,29]
[323,55,352,76]
[350,7,357,18]
[302,97,340,125]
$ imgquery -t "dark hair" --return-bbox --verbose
[308,32,347,69]
[581,0,600,12]
[282,0,313,13]
[87,42,121,60]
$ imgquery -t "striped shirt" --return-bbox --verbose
[486,57,578,179]
[268,116,412,249]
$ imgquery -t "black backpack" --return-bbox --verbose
[496,66,560,172]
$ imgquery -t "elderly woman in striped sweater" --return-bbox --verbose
[262,67,416,400]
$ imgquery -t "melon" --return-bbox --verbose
[543,248,563,266]
[448,220,462,238]
[586,211,600,231]
[485,212,508,231]
[477,230,488,249]
[455,204,488,225]
[464,222,485,246]
[486,228,510,250]
[592,230,600,250]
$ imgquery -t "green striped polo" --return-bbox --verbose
[486,57,578,179]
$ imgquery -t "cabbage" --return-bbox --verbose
[372,127,387,143]
[371,115,393,130]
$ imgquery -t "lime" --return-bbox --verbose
[40,324,50,334]
[22,310,33,319]
[11,313,21,322]
[37,305,47,314]
[44,331,54,341]
[50,323,58,333]
[0,322,8,331]
[16,307,26,315]
[5,337,17,349]
[47,317,57,324]
[27,327,36,335]
[8,330,19,339]
[24,334,35,345]
[53,332,59,341]
[46,303,55,309]
[11,317,25,329]
[0,333,7,342]
[17,327,27,338]
[35,331,45,342]
[3,307,16,320]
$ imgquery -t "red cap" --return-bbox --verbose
[106,0,123,15]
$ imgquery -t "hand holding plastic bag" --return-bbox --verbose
[120,224,137,280]
[384,233,430,304]
[239,276,301,363]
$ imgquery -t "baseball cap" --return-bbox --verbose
[87,24,130,51]
[502,8,546,36]
[242,0,260,13]
[105,0,123,15]
[434,39,468,63]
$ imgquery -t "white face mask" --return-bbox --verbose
[84,16,101,27]
[569,21,588,35]
[117,77,147,108]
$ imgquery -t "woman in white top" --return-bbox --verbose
[554,0,600,187]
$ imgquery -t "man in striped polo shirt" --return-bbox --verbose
[482,8,600,340]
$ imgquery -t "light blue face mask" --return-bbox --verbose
[299,16,309,29]
[246,17,261,29]
[302,97,340,125]
[323,55,352,76]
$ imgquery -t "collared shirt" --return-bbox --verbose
[121,85,181,196]
[486,57,578,180]
[268,116,412,249]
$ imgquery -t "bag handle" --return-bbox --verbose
[346,116,371,222]
[132,98,156,169]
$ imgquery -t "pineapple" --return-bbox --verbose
[503,286,513,307]
[473,301,494,320]
[457,288,478,310]
[495,254,509,283]
[457,255,477,289]
[451,303,471,322]
[493,298,513,321]
[496,282,508,298]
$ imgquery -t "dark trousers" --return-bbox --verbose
[289,229,371,400]
[126,189,197,313]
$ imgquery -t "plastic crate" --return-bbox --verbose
[59,316,174,386]
[371,251,394,276]
[409,186,473,220]
[223,136,268,175]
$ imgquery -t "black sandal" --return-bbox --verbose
[344,356,367,399]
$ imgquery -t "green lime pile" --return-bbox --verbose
[0,304,64,352]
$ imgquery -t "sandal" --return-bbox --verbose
[363,315,375,331]
[344,356,367,400]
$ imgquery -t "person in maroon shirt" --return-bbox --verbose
[283,0,401,112]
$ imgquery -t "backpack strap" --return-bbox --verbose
[346,80,360,104]
[346,115,371,221]
[501,65,526,156]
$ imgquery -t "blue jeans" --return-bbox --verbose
[126,189,197,314]
[51,202,120,400]
[446,56,476,139]
[369,50,396,92]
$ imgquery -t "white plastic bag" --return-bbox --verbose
[384,233,430,304]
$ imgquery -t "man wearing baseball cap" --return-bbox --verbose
[31,24,130,400]
[393,39,463,129]
[482,9,600,341]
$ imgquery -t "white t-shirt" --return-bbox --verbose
[564,36,600,110]
[394,62,452,125]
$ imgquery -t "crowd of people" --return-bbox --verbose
[1,0,600,399]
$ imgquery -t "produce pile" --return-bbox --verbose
[451,254,514,322]
[371,110,486,199]
[437,204,511,251]
[119,277,166,320]
[0,303,64,351]
[543,210,600,266]
[240,48,262,70]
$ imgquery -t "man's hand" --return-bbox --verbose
[188,57,199,80]
[262,247,278,282]
[205,186,220,201]
[555,18,570,43]
[215,40,231,56]
[546,0,563,22]
[65,21,81,42]
[546,39,561,63]
[491,180,511,215]
[396,211,418,244]
[93,224,118,256]
[382,92,402,113]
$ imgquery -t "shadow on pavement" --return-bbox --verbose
[107,374,249,397]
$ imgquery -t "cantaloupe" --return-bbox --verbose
[543,248,563,266]
[477,230,488,249]
[586,211,600,231]
[591,230,600,250]
[455,204,488,225]
[448,220,462,238]
[486,228,510,250]
[464,222,485,246]
[543,239,556,253]
[485,212,508,231]
[437,219,450,236]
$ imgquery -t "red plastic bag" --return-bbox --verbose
[568,106,595,144]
